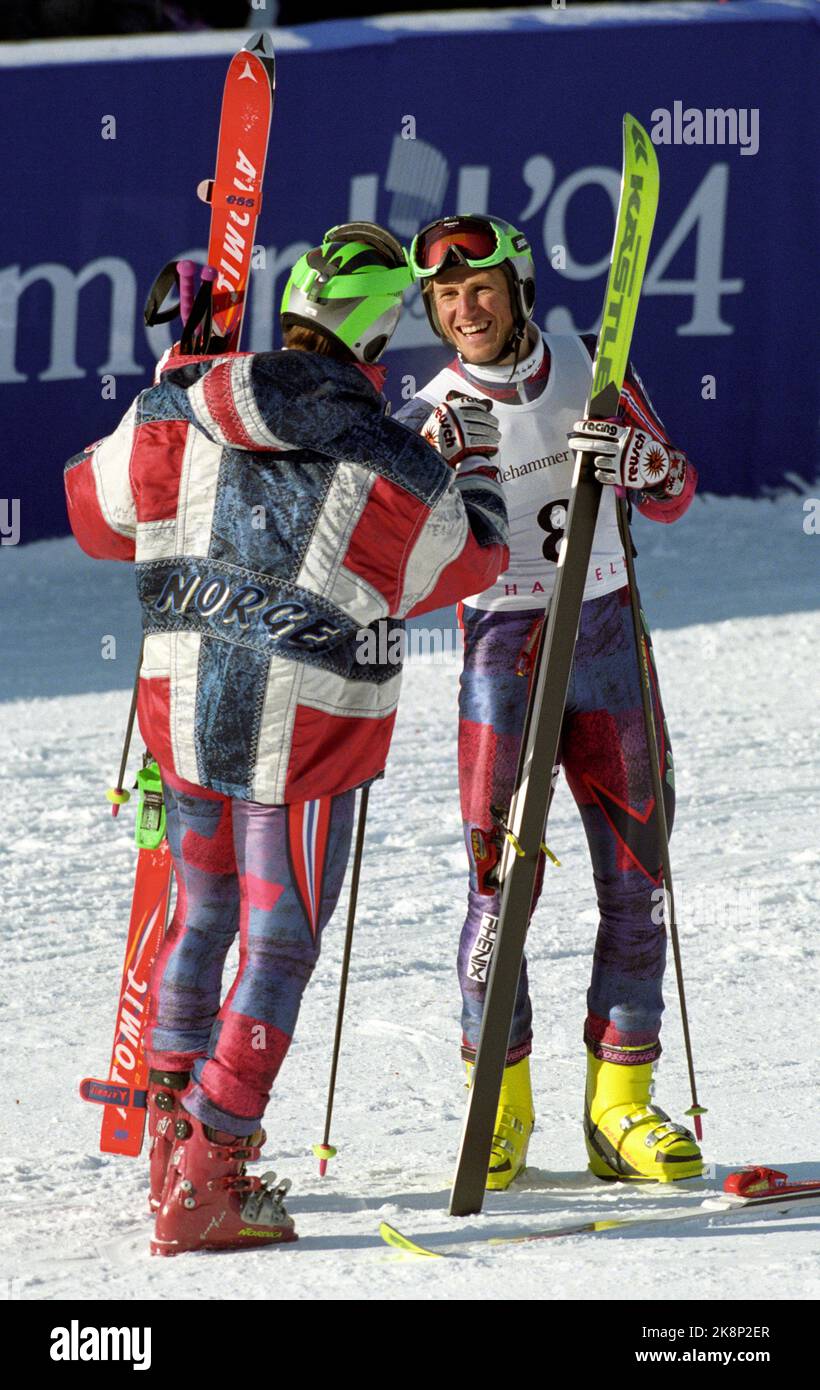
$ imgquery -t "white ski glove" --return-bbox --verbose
[422,392,501,467]
[567,417,672,491]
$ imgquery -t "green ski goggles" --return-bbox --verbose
[409,216,529,279]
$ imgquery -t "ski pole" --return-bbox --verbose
[615,494,706,1138]
[313,785,370,1176]
[106,637,144,818]
[176,259,197,327]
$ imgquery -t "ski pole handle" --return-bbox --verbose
[176,260,197,326]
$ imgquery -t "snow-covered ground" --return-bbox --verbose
[1,492,818,1302]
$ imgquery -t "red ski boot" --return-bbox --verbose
[147,1069,190,1213]
[150,1114,297,1256]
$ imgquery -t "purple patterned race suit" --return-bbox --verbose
[146,775,356,1134]
[457,592,674,1066]
[397,329,696,1067]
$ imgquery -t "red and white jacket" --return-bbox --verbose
[65,349,509,803]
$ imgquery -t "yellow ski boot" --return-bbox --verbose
[584,1053,703,1182]
[466,1056,535,1191]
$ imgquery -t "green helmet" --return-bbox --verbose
[280,222,412,364]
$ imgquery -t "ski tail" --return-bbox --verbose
[80,1079,147,1110]
[83,841,172,1157]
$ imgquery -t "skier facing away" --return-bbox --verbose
[65,223,508,1255]
[397,215,702,1189]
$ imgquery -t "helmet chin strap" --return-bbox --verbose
[500,323,526,379]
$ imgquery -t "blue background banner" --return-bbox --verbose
[2,1,818,543]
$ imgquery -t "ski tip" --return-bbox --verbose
[378,1222,443,1258]
[623,112,659,180]
[245,30,276,79]
[247,30,275,56]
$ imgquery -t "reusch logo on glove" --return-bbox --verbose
[627,431,647,484]
[433,404,458,451]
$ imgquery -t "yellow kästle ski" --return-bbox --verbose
[381,1180,820,1257]
[449,115,660,1220]
[378,1222,445,1258]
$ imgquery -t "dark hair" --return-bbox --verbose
[282,322,353,361]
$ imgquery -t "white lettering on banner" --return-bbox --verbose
[0,257,142,384]
[542,162,744,337]
[456,164,490,215]
[520,154,555,221]
[0,499,21,545]
[2,154,745,384]
[544,165,621,282]
[642,164,744,335]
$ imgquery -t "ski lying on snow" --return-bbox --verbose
[382,1170,820,1258]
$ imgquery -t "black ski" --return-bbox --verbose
[449,115,661,1218]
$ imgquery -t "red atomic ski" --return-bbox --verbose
[86,15,275,1156]
[89,843,172,1156]
[81,34,276,1158]
[201,31,276,350]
